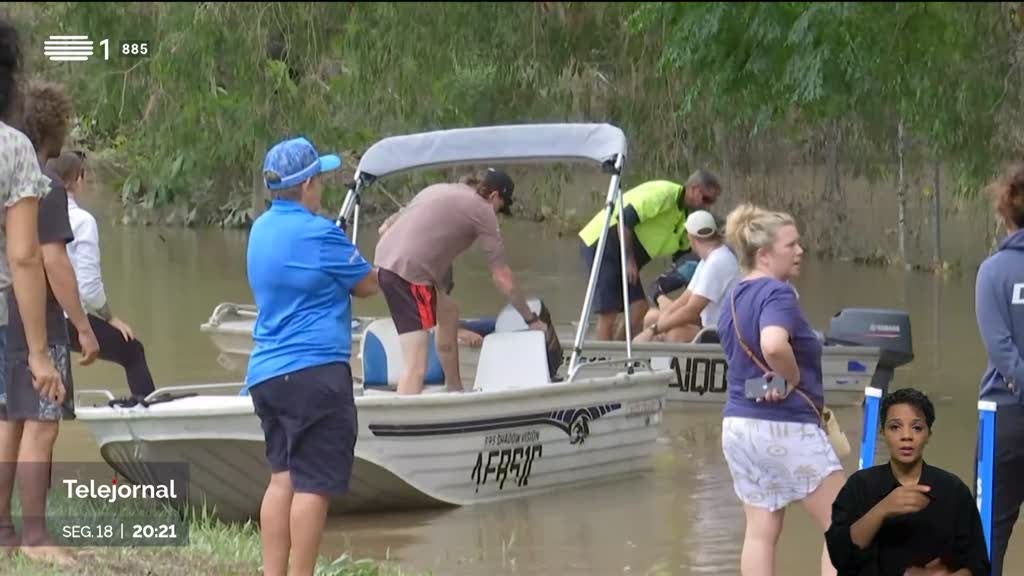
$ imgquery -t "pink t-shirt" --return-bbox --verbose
[373,183,508,287]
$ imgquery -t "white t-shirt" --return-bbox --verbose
[688,245,741,328]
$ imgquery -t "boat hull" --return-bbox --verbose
[76,371,670,522]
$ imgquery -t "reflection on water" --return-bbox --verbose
[54,213,1024,574]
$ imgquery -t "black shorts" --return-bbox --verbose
[378,268,438,334]
[580,232,648,314]
[0,343,75,422]
[250,362,357,496]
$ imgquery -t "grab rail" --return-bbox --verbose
[76,389,116,406]
[204,302,258,327]
[567,357,654,382]
[144,382,246,402]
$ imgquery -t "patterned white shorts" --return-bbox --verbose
[721,416,843,512]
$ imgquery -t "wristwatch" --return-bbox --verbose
[523,311,540,324]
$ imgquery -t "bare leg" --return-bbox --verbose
[800,470,846,576]
[0,421,23,551]
[622,300,649,340]
[287,493,329,576]
[741,504,785,576]
[260,471,293,576]
[596,313,618,341]
[396,331,430,395]
[663,323,701,343]
[18,420,74,565]
[434,293,462,392]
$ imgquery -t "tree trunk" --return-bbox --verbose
[825,121,842,258]
[932,158,942,269]
[897,119,909,271]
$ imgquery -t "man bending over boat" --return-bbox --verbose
[374,168,547,395]
[245,137,378,576]
[635,210,740,343]
[577,170,721,341]
[0,81,100,566]
[46,151,156,400]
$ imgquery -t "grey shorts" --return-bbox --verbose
[0,343,75,422]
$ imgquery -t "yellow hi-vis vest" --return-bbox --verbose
[578,180,689,258]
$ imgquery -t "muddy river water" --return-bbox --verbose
[53,213,1021,575]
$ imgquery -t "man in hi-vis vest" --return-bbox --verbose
[578,170,721,341]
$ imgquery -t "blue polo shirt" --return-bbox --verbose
[244,199,372,392]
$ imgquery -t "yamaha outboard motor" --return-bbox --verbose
[495,297,564,380]
[824,308,914,394]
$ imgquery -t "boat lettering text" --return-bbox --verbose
[484,429,540,448]
[626,399,662,419]
[471,444,543,492]
[670,357,728,395]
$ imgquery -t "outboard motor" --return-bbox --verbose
[824,308,914,394]
[495,297,564,380]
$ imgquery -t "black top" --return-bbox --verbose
[6,166,74,354]
[825,462,990,576]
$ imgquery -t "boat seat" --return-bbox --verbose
[473,330,550,392]
[493,297,544,333]
[360,319,445,388]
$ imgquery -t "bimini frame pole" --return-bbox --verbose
[337,172,371,242]
[616,166,633,354]
[568,153,624,381]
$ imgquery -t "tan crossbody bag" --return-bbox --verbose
[729,291,851,458]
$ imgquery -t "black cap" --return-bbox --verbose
[483,168,515,215]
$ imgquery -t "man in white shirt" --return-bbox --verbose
[634,210,740,343]
[48,151,155,399]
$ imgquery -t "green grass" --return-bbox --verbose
[0,493,418,575]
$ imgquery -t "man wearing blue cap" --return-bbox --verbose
[245,136,378,576]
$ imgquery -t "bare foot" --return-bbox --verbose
[20,545,77,567]
[0,523,18,556]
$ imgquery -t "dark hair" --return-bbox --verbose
[21,80,72,153]
[989,161,1024,230]
[687,169,721,192]
[0,19,20,119]
[881,388,936,430]
[46,150,84,186]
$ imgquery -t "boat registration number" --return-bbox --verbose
[669,356,728,395]
[471,444,543,492]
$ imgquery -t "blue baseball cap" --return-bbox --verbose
[262,137,341,191]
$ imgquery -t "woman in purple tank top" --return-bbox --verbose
[717,203,846,576]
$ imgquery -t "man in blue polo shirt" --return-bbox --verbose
[245,136,378,576]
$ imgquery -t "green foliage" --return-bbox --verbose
[13,2,1024,236]
[635,1,1017,196]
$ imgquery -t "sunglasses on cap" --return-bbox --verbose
[692,226,716,238]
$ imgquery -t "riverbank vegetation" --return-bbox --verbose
[0,491,413,575]
[7,2,1024,268]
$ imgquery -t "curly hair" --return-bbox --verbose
[0,19,20,119]
[989,161,1024,231]
[880,387,936,431]
[20,80,72,153]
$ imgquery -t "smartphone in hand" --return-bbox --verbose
[744,374,788,400]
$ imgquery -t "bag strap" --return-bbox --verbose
[730,287,824,423]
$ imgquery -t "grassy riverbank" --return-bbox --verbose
[0,493,414,576]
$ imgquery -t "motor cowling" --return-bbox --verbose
[825,308,914,393]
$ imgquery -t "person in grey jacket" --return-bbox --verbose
[976,160,1024,576]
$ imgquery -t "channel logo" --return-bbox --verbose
[44,35,94,62]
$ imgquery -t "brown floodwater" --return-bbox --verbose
[53,206,1022,575]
